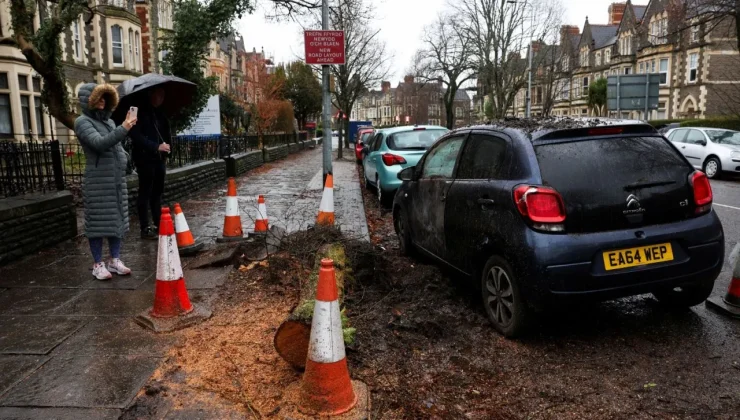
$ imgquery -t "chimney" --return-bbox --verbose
[608,2,627,25]
[404,75,414,84]
[560,25,580,40]
[531,40,543,54]
[381,81,391,93]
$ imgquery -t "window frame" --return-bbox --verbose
[128,29,134,69]
[659,58,669,85]
[72,20,82,61]
[20,95,32,135]
[111,25,124,67]
[33,96,44,136]
[455,133,510,180]
[419,135,466,180]
[689,53,698,83]
[0,93,13,137]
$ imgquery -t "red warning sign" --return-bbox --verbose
[304,30,345,65]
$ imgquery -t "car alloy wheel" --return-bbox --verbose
[485,266,515,328]
[704,157,721,179]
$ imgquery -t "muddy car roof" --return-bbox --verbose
[458,117,653,141]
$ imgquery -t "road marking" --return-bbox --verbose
[714,203,740,211]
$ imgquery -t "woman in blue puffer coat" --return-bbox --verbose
[74,83,137,280]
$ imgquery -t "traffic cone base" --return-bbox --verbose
[706,277,740,319]
[280,380,370,419]
[135,207,212,333]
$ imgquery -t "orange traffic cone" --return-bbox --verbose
[217,177,247,242]
[172,203,204,256]
[253,195,269,234]
[280,259,370,418]
[316,174,335,226]
[135,207,212,332]
[707,244,740,318]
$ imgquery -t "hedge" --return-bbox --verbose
[678,118,740,131]
[647,119,683,128]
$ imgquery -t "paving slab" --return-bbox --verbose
[81,272,153,290]
[54,290,154,316]
[181,267,231,290]
[0,407,121,420]
[0,265,97,289]
[53,317,178,356]
[0,316,88,355]
[1,353,161,409]
[0,289,83,315]
[0,355,49,396]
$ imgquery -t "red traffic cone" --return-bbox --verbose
[316,174,334,226]
[135,207,212,332]
[707,244,740,318]
[254,195,269,234]
[173,203,204,256]
[217,177,247,242]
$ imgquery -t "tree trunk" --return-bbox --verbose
[343,118,350,149]
[337,111,344,158]
[273,243,350,370]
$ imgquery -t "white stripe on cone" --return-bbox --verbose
[319,187,334,213]
[307,299,345,364]
[157,234,184,281]
[174,212,190,234]
[225,196,239,216]
[258,202,267,220]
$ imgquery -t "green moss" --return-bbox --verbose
[293,299,315,322]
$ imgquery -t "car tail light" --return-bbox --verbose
[382,153,407,166]
[690,171,713,214]
[587,127,624,136]
[513,185,566,232]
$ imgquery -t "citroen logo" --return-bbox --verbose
[626,194,641,209]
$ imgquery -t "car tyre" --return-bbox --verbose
[481,256,531,338]
[652,276,715,309]
[362,165,370,190]
[394,207,415,257]
[704,157,721,179]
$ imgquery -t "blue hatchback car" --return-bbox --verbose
[362,125,449,206]
[392,120,724,337]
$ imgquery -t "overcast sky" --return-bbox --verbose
[237,0,643,84]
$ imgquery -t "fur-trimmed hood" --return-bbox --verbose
[78,83,119,120]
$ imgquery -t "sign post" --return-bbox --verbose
[607,74,660,119]
[305,16,345,184]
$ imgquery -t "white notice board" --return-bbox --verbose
[178,95,221,136]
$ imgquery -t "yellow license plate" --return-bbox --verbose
[602,243,674,271]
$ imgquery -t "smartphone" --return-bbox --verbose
[129,106,138,119]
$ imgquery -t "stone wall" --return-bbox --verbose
[0,192,77,266]
[234,150,264,175]
[263,144,290,162]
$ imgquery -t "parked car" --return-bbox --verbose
[393,121,724,337]
[362,125,449,206]
[355,127,375,163]
[666,126,740,179]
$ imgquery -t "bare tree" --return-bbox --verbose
[416,14,475,129]
[455,0,562,119]
[323,0,391,158]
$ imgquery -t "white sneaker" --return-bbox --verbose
[107,258,131,276]
[92,262,113,280]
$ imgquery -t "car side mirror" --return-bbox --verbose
[700,140,707,146]
[398,166,415,181]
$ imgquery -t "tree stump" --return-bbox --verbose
[274,243,352,370]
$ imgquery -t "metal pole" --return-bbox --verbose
[321,0,332,182]
[644,74,650,121]
[526,41,532,118]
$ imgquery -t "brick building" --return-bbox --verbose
[509,0,740,120]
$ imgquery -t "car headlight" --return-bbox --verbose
[732,151,740,160]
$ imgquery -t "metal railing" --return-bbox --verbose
[1,131,311,198]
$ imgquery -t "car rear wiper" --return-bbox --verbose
[624,180,676,191]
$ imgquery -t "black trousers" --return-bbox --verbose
[136,161,166,231]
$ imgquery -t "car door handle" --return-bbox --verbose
[681,146,686,149]
[477,198,495,206]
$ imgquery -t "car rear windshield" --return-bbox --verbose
[535,136,693,233]
[387,129,447,150]
[360,132,372,143]
[705,129,740,145]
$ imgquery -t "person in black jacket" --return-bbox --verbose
[128,87,171,239]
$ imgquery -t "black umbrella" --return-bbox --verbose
[112,73,196,124]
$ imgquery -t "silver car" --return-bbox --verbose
[666,127,740,179]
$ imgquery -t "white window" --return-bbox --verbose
[72,20,81,61]
[691,25,700,43]
[624,67,632,75]
[659,58,668,84]
[573,78,579,97]
[689,53,698,82]
[580,50,588,67]
[561,80,570,100]
[651,60,656,73]
[639,62,644,73]
[657,102,667,119]
[595,52,601,66]
[620,36,631,55]
[111,25,124,67]
[135,32,140,71]
[562,55,569,71]
[112,0,124,7]
[128,29,134,68]
[456,107,463,117]
[605,49,611,63]
[582,77,589,96]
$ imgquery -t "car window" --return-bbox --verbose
[387,129,448,150]
[456,134,508,180]
[686,129,706,145]
[372,134,385,152]
[360,132,372,144]
[421,136,465,179]
[668,129,686,143]
[705,129,740,145]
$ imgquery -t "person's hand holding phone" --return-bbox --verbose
[122,109,137,131]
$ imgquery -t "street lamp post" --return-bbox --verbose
[508,0,533,118]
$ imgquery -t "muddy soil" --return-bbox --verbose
[345,164,740,419]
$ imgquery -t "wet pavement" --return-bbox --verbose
[0,145,367,419]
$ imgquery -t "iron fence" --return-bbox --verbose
[167,135,221,169]
[0,138,61,197]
